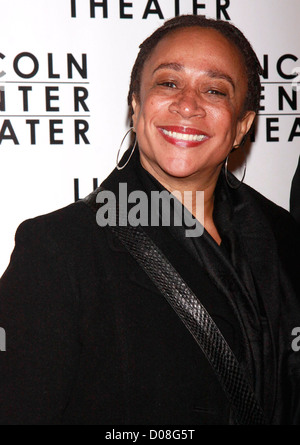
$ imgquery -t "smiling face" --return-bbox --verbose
[131,27,256,189]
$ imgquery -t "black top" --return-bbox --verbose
[135,158,244,363]
[0,150,299,425]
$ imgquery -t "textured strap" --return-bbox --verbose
[83,191,266,425]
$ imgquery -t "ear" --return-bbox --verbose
[131,95,140,129]
[234,111,256,146]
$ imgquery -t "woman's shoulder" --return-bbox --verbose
[237,182,299,293]
[14,199,101,253]
[240,183,299,271]
[241,182,298,231]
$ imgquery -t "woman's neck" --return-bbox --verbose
[140,160,222,245]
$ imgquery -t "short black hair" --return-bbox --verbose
[128,15,262,118]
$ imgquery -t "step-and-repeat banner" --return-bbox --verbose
[0,0,299,275]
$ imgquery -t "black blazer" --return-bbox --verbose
[0,158,299,425]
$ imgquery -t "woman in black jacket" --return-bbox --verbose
[0,15,299,425]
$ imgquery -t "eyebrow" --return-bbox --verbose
[152,62,183,74]
[206,69,235,91]
[152,63,235,90]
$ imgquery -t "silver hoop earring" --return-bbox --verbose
[224,146,247,189]
[116,127,137,171]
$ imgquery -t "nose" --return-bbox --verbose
[169,88,206,119]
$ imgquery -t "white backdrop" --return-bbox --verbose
[0,0,299,276]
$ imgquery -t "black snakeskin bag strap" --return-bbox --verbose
[83,190,266,425]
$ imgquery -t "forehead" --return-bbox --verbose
[142,26,247,83]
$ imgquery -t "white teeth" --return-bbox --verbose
[161,129,206,142]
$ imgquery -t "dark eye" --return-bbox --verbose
[159,81,177,89]
[208,89,226,96]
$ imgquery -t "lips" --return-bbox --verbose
[158,126,209,147]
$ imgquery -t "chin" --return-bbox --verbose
[161,159,197,179]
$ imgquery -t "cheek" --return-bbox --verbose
[139,94,171,124]
[208,99,233,118]
[209,104,238,135]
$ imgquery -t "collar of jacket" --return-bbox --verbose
[88,147,300,423]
